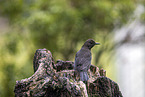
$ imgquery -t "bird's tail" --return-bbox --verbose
[80,72,89,81]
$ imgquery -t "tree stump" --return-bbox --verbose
[14,48,123,97]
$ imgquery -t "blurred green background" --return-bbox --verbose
[0,0,144,96]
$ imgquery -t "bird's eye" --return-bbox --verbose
[89,42,93,44]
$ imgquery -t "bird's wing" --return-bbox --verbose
[75,49,91,71]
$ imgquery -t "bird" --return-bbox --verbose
[74,39,100,83]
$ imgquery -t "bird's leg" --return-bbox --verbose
[83,81,88,93]
[74,70,80,81]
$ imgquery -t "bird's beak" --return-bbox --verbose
[95,42,100,45]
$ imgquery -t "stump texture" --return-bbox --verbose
[14,48,123,97]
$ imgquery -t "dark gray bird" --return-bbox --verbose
[74,39,100,82]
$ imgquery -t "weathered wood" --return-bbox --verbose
[14,48,123,97]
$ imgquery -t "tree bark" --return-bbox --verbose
[14,48,123,97]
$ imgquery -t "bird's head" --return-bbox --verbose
[82,39,100,50]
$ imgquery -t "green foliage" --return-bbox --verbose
[0,0,139,96]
